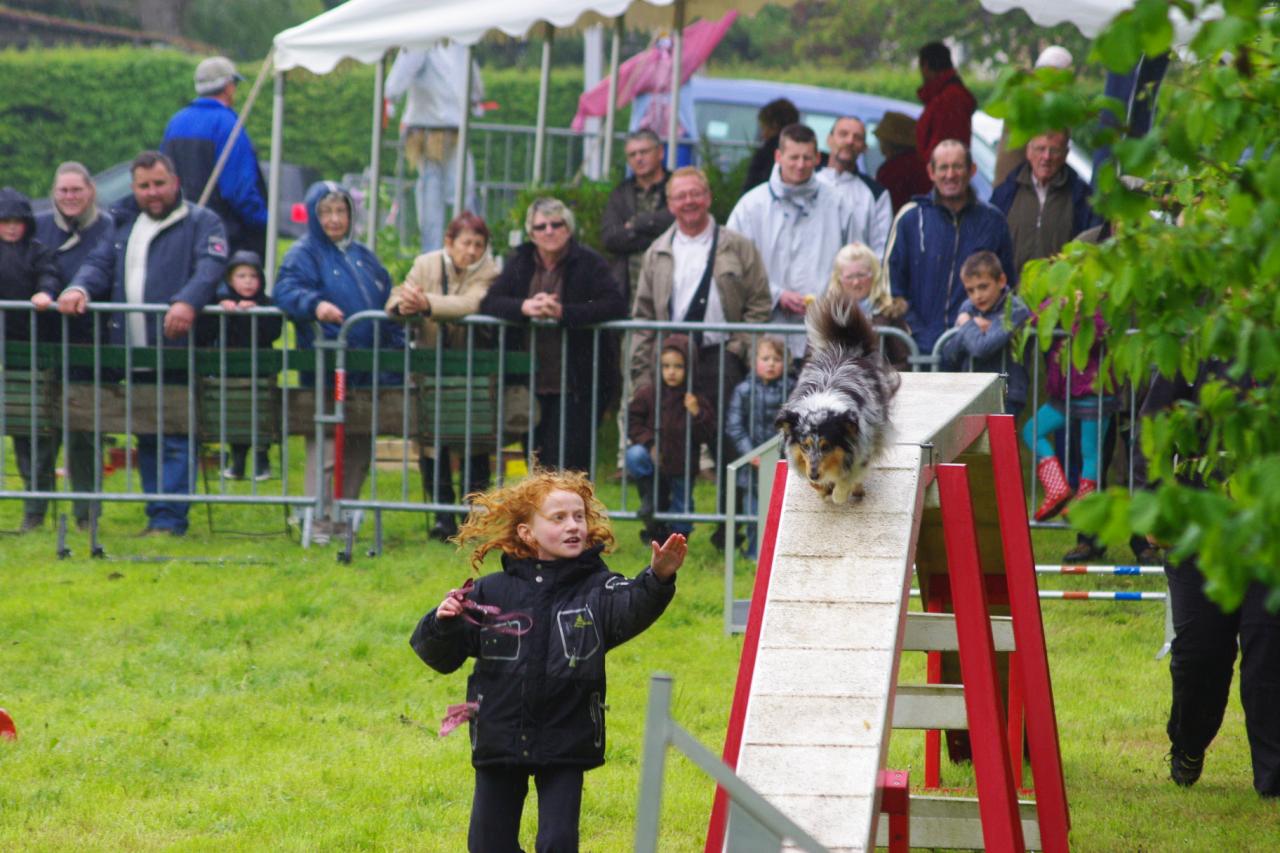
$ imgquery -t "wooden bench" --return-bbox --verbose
[1,342,530,444]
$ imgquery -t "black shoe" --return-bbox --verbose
[429,516,458,542]
[19,514,44,533]
[1063,540,1107,562]
[710,524,726,551]
[1168,747,1204,787]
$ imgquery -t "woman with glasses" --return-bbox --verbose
[479,197,626,473]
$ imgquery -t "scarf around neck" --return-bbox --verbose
[51,204,102,252]
[768,164,820,216]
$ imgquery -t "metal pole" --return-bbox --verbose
[633,673,674,853]
[453,44,475,215]
[367,52,387,250]
[602,15,623,178]
[533,25,555,186]
[266,71,284,291]
[665,0,685,171]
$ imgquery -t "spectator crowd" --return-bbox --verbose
[2,43,1107,548]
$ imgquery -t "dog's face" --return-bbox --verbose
[777,407,860,495]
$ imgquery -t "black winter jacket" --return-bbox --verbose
[479,240,626,402]
[0,187,61,342]
[410,545,675,769]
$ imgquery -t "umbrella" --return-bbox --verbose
[571,10,737,131]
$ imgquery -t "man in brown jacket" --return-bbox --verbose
[629,166,773,547]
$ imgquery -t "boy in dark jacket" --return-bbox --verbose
[411,469,683,853]
[215,250,283,480]
[0,187,63,531]
[625,334,715,544]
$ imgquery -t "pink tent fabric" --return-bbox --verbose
[571,11,738,131]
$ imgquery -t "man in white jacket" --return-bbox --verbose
[816,116,891,259]
[727,123,861,360]
[385,44,484,252]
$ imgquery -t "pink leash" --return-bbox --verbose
[438,579,533,737]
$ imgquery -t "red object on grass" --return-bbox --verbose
[0,708,16,741]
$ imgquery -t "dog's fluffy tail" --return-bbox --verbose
[806,293,880,356]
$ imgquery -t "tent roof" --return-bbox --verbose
[273,0,787,74]
[977,0,1130,38]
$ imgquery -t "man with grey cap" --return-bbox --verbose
[161,56,268,258]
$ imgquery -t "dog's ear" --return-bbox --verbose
[775,409,797,436]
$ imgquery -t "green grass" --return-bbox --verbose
[1,465,1276,851]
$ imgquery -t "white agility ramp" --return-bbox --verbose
[728,372,1003,852]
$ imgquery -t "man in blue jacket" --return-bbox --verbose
[58,151,228,536]
[162,56,268,258]
[886,139,1015,354]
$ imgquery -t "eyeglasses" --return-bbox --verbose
[531,220,567,233]
[840,270,875,282]
[668,190,709,203]
[626,146,660,158]
[1028,144,1067,157]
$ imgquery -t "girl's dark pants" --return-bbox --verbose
[469,765,584,852]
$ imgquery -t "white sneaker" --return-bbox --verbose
[253,468,273,482]
[222,467,244,480]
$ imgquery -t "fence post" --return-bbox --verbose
[634,673,674,853]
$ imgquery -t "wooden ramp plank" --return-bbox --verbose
[730,373,1003,852]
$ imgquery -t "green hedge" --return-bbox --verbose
[0,47,586,201]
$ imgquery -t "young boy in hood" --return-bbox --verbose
[0,187,64,531]
[625,334,715,544]
[216,250,283,481]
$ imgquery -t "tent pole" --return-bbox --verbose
[533,25,555,186]
[367,51,387,250]
[266,70,285,291]
[666,0,685,171]
[602,15,623,179]
[454,44,474,216]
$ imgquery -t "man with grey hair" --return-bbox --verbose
[480,198,626,472]
[601,128,674,304]
[161,56,268,258]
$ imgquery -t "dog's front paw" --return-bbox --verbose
[830,481,865,504]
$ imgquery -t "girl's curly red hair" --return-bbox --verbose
[453,468,615,572]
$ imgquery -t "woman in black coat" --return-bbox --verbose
[479,197,626,473]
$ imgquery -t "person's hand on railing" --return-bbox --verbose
[315,300,345,324]
[57,289,89,315]
[30,292,54,311]
[521,292,561,320]
[398,285,430,315]
[163,301,196,339]
[956,312,972,327]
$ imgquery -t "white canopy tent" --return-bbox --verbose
[265,0,797,278]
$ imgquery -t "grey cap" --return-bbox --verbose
[195,56,244,96]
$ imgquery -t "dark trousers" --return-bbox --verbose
[533,393,599,474]
[418,448,491,514]
[468,765,584,853]
[693,345,747,514]
[1166,558,1280,795]
[12,434,58,519]
[228,443,271,477]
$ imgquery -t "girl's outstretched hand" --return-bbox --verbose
[650,532,688,580]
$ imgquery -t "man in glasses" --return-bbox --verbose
[630,167,773,548]
[601,130,675,306]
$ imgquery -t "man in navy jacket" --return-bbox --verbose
[162,56,268,258]
[886,140,1015,354]
[58,150,228,536]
